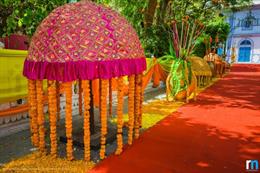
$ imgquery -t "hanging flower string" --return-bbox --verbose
[134,74,142,139]
[115,77,124,155]
[128,75,135,145]
[36,80,45,154]
[28,83,34,144]
[56,82,60,121]
[47,80,58,157]
[28,80,39,147]
[82,80,91,161]
[100,79,108,159]
[139,77,144,128]
[78,80,83,116]
[109,79,113,117]
[64,82,74,161]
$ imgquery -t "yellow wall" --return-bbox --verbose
[0,49,28,103]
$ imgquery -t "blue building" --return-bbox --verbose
[226,3,260,63]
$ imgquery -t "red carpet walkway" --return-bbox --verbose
[90,64,260,173]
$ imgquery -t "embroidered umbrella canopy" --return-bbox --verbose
[23,1,146,161]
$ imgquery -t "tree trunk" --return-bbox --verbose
[144,0,158,28]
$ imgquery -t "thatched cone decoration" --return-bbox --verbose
[188,56,212,86]
[203,53,226,77]
[23,1,146,161]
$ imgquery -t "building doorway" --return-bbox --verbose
[238,40,252,62]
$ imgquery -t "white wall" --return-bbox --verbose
[231,36,260,63]
[232,9,260,35]
[226,5,260,63]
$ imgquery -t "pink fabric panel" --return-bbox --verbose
[23,57,146,82]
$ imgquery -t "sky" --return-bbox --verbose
[254,0,260,4]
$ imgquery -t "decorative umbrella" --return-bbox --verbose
[23,1,146,161]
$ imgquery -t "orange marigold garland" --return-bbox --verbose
[128,75,135,145]
[56,82,60,121]
[79,80,83,116]
[36,80,45,153]
[109,79,112,117]
[64,82,74,161]
[28,96,34,144]
[28,80,39,147]
[115,77,124,155]
[100,79,108,159]
[134,74,142,139]
[47,80,58,157]
[81,80,91,161]
[139,76,144,128]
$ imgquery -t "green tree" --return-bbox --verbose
[0,0,67,36]
[193,16,230,57]
[0,0,252,56]
[96,0,251,57]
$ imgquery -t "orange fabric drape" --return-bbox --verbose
[152,63,160,88]
[152,62,168,88]
[142,66,154,92]
[142,58,168,91]
[157,63,168,81]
